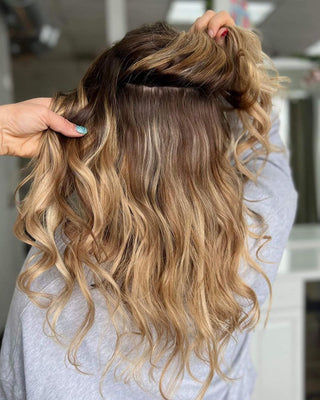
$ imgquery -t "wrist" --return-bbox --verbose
[0,104,11,156]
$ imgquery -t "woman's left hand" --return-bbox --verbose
[189,9,236,44]
[0,97,87,158]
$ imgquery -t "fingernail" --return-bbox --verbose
[75,125,87,134]
[221,29,228,37]
[208,29,214,38]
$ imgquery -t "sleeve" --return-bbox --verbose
[0,378,24,400]
[239,109,299,307]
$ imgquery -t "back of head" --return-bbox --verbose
[14,21,282,400]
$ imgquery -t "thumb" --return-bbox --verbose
[45,109,87,137]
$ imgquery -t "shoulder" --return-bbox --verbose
[6,226,69,324]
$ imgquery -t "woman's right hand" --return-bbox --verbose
[189,9,236,44]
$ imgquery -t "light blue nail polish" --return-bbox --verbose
[76,125,87,134]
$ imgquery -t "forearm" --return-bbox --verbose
[243,113,298,203]
[243,111,298,266]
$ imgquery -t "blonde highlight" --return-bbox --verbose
[14,22,286,400]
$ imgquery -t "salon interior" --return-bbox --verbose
[0,1,319,399]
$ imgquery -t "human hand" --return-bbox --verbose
[0,97,87,158]
[189,9,236,44]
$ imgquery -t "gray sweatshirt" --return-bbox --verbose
[0,112,298,400]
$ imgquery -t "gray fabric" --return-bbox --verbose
[0,111,298,400]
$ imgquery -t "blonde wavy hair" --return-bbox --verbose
[14,22,284,400]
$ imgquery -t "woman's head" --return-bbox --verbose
[49,22,278,166]
[15,22,283,400]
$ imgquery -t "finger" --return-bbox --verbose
[27,97,53,108]
[215,27,229,45]
[189,10,216,33]
[207,10,235,38]
[45,109,87,138]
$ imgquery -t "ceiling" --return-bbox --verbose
[254,0,320,57]
[7,0,320,101]
[38,0,320,58]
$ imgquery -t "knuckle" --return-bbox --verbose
[218,10,229,19]
[207,22,215,31]
[44,107,51,119]
[194,19,202,30]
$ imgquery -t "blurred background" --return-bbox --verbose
[0,1,319,399]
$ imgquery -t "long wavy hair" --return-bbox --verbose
[14,21,284,400]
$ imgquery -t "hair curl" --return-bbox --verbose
[14,22,285,400]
